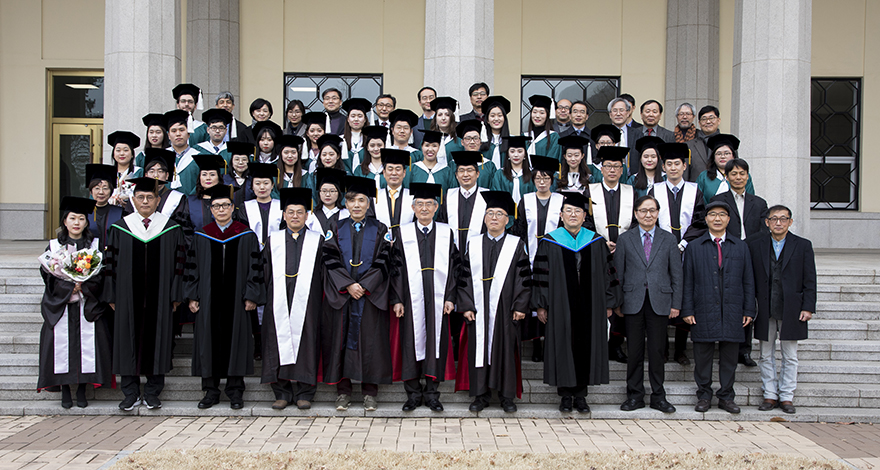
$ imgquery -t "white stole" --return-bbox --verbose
[160,190,184,218]
[414,160,447,184]
[527,130,548,155]
[122,211,172,241]
[50,238,99,375]
[400,223,451,360]
[468,235,518,367]
[270,229,319,365]
[446,188,486,246]
[170,147,196,190]
[715,171,730,196]
[244,199,283,249]
[375,188,414,228]
[653,182,698,234]
[490,137,503,168]
[588,183,634,239]
[524,193,563,266]
[437,134,453,166]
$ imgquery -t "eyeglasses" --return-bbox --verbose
[208,125,227,131]
[636,208,658,215]
[603,163,623,169]
[610,109,628,115]
[211,203,233,210]
[556,105,571,111]
[471,91,488,98]
[457,168,476,174]
[706,211,729,219]
[320,189,338,195]
[133,195,157,202]
[534,176,553,182]
[562,208,584,215]
[699,116,718,123]
[375,103,394,109]
[715,151,733,157]
[462,136,481,143]
[413,201,437,208]
[485,211,508,219]
[767,216,791,224]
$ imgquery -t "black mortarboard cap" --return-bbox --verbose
[164,109,189,128]
[635,136,665,154]
[143,148,176,179]
[560,191,590,211]
[558,134,590,151]
[528,94,552,111]
[60,197,96,216]
[451,151,482,169]
[707,133,740,153]
[194,154,227,173]
[226,140,256,157]
[341,98,373,115]
[429,96,457,112]
[316,168,347,191]
[380,148,411,167]
[481,191,515,215]
[251,120,282,141]
[362,125,388,142]
[107,131,140,150]
[503,135,530,149]
[142,113,166,129]
[207,184,235,202]
[418,129,443,144]
[530,155,560,176]
[389,109,419,128]
[129,177,162,194]
[85,164,118,189]
[280,187,313,210]
[248,162,279,180]
[658,142,690,162]
[482,96,511,114]
[344,176,377,198]
[278,134,304,150]
[596,146,629,162]
[455,119,483,139]
[409,182,442,201]
[591,124,621,144]
[317,134,343,152]
[201,108,233,126]
[172,83,201,102]
[302,112,327,127]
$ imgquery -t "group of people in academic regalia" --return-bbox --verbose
[37,82,816,416]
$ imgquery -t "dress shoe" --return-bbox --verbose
[61,386,73,409]
[272,400,289,410]
[718,399,741,414]
[620,398,645,411]
[402,397,422,411]
[296,400,311,410]
[738,353,757,367]
[694,399,711,412]
[198,395,220,409]
[500,398,517,413]
[335,394,351,411]
[469,398,487,412]
[230,400,244,410]
[559,396,573,412]
[758,399,777,411]
[573,397,590,413]
[426,399,444,412]
[650,399,676,413]
[674,353,690,366]
[532,340,544,362]
[779,401,796,414]
[609,345,628,364]
[76,385,88,408]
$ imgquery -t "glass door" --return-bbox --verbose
[48,124,103,232]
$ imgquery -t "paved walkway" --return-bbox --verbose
[0,416,874,469]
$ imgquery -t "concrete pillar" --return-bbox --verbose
[664,0,719,129]
[730,0,811,233]
[104,0,181,162]
[187,0,240,119]
[423,0,494,115]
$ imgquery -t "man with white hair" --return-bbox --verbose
[673,103,697,143]
[215,91,254,144]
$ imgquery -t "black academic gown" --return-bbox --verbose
[260,229,325,386]
[102,214,186,376]
[88,205,126,250]
[514,197,558,340]
[37,238,113,390]
[456,233,531,398]
[531,230,620,388]
[390,223,459,382]
[185,221,264,379]
[322,217,394,384]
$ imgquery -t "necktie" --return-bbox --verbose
[354,222,362,233]
[143,218,151,229]
[644,232,652,261]
[214,146,220,153]
[715,237,723,268]
[647,128,654,136]
[389,189,398,217]
[576,129,582,136]
[381,121,388,128]
[422,227,429,235]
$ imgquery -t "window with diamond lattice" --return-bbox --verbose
[284,73,383,113]
[811,78,860,210]
[520,76,620,131]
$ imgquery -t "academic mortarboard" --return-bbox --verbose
[560,191,590,211]
[85,164,118,189]
[316,168,347,191]
[344,176,377,198]
[455,119,483,139]
[251,120,283,141]
[142,113,166,129]
[280,187,313,211]
[278,134,304,150]
[143,148,176,179]
[503,135,530,149]
[60,196,96,216]
[707,133,740,153]
[341,98,373,115]
[380,148,411,167]
[226,141,256,157]
[528,94,553,111]
[194,154,227,173]
[591,124,621,144]
[429,96,457,113]
[362,125,389,142]
[206,184,235,202]
[635,136,665,154]
[317,134,343,153]
[480,191,515,215]
[596,146,629,162]
[418,129,443,144]
[201,108,233,126]
[389,109,419,128]
[164,109,189,128]
[705,200,731,216]
[530,155,561,176]
[129,177,162,194]
[107,131,140,150]
[558,134,590,151]
[409,182,442,201]
[658,142,690,162]
[302,112,327,127]
[172,83,201,102]
[451,151,482,169]
[247,162,279,180]
[482,96,511,114]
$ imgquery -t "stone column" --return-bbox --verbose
[664,0,719,129]
[104,0,181,162]
[730,0,811,232]
[187,0,240,119]
[424,0,494,115]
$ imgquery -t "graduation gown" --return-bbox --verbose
[390,222,459,382]
[531,227,619,388]
[490,170,536,204]
[184,195,214,245]
[306,206,349,235]
[88,204,126,250]
[261,229,325,385]
[455,233,531,398]
[321,217,394,384]
[240,198,284,250]
[102,212,186,376]
[37,238,113,390]
[185,221,265,379]
[409,161,456,193]
[437,187,488,251]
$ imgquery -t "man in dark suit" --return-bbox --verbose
[459,82,489,122]
[748,205,816,414]
[216,92,255,144]
[613,195,682,413]
[710,158,769,367]
[630,100,675,150]
[685,106,721,181]
[413,86,436,149]
[558,101,592,151]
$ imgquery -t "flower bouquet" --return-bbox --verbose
[38,246,103,302]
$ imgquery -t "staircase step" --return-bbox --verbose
[819,284,880,302]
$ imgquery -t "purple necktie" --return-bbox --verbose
[143,218,151,229]
[643,232,652,261]
[715,238,723,267]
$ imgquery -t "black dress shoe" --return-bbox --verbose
[198,395,220,409]
[61,385,73,409]
[76,385,88,408]
[402,397,421,411]
[738,353,757,367]
[230,400,244,410]
[469,398,487,412]
[425,399,444,412]
[620,398,645,411]
[758,399,778,411]
[694,399,711,412]
[779,401,796,414]
[573,397,590,413]
[718,399,741,414]
[610,345,628,364]
[500,398,517,412]
[559,396,573,412]
[650,399,676,413]
[674,353,690,366]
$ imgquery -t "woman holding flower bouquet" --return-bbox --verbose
[37,197,113,409]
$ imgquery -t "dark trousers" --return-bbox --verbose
[624,292,668,402]
[271,380,294,402]
[557,386,587,398]
[337,378,378,397]
[693,341,738,401]
[273,380,316,402]
[201,376,245,401]
[403,377,440,401]
[609,314,627,349]
[121,375,165,399]
[739,322,753,355]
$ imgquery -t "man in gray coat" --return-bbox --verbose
[613,195,682,414]
[682,200,755,414]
